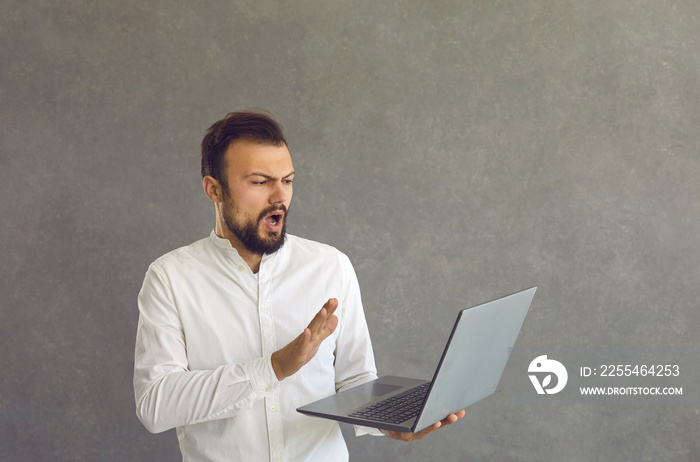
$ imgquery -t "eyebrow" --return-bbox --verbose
[245,170,296,180]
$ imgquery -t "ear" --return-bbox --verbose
[203,176,223,203]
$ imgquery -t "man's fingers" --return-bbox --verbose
[382,410,466,442]
[324,312,339,333]
[304,314,338,351]
[432,410,464,431]
[413,422,441,439]
[296,300,339,353]
[382,422,439,442]
[271,299,340,381]
[307,298,339,334]
[293,328,313,355]
[418,410,465,436]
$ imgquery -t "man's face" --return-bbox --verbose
[219,139,294,255]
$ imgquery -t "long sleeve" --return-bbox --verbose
[133,265,280,434]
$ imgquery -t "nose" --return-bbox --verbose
[269,180,290,205]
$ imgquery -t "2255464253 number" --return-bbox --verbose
[598,364,680,377]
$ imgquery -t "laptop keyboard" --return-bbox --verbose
[349,382,430,424]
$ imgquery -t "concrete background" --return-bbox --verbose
[1,1,698,460]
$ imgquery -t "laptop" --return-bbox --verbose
[297,287,536,433]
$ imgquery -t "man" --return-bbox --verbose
[134,111,464,461]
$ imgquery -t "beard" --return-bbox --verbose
[221,198,288,256]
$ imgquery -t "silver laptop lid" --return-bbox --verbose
[414,287,536,431]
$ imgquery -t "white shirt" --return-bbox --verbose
[134,230,379,461]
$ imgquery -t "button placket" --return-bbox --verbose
[259,261,284,462]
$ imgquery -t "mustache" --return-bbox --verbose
[257,204,288,221]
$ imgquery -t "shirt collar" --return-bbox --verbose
[208,229,283,264]
[209,229,234,250]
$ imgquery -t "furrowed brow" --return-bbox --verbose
[246,172,275,180]
[246,170,295,180]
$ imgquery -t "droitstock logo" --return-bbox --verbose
[528,355,568,395]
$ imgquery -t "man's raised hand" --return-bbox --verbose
[271,298,339,381]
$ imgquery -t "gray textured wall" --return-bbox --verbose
[1,1,698,461]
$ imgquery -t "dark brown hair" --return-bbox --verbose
[200,111,287,188]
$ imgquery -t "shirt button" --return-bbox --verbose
[273,458,280,462]
[265,386,272,392]
[270,405,276,412]
[261,306,268,312]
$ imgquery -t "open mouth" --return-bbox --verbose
[263,209,286,229]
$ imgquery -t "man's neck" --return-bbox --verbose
[214,221,263,273]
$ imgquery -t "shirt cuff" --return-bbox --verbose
[243,354,280,399]
[354,425,385,437]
